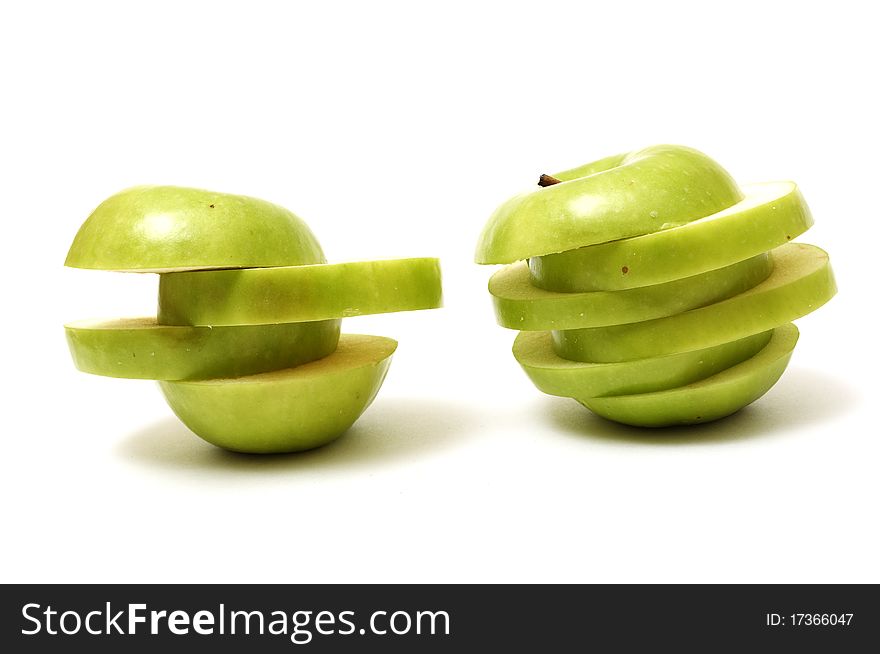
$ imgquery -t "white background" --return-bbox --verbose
[1,0,877,583]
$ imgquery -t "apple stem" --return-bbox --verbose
[538,174,562,187]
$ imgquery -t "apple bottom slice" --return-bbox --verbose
[491,253,771,331]
[159,334,397,453]
[529,181,812,292]
[553,243,834,363]
[577,324,798,427]
[65,318,340,380]
[514,330,772,399]
[158,257,442,326]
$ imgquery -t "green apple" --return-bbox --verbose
[160,334,396,453]
[474,145,743,264]
[553,243,834,362]
[65,317,340,380]
[489,253,771,331]
[579,324,798,427]
[529,181,812,291]
[514,329,772,398]
[158,257,442,326]
[65,185,325,272]
[476,145,833,428]
[64,184,445,453]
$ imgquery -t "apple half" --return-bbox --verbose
[578,324,798,427]
[490,253,771,331]
[65,185,325,272]
[65,318,340,380]
[552,243,835,363]
[158,257,443,326]
[160,334,397,453]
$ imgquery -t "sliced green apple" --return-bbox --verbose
[158,258,442,326]
[159,334,397,453]
[65,318,340,380]
[578,324,798,427]
[529,181,812,292]
[474,145,743,264]
[490,253,771,331]
[65,185,325,272]
[553,243,834,363]
[514,329,772,398]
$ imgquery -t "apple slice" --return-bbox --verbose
[553,243,835,363]
[490,254,771,331]
[158,258,442,326]
[159,334,397,453]
[65,318,340,380]
[65,185,325,272]
[578,324,798,427]
[474,145,742,264]
[529,181,812,292]
[514,330,772,398]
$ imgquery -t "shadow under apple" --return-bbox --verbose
[543,366,859,446]
[116,397,480,473]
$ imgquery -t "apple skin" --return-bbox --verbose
[158,257,443,326]
[553,243,835,363]
[65,317,340,380]
[490,253,771,331]
[579,324,798,427]
[65,185,325,272]
[514,329,772,398]
[160,334,397,453]
[529,181,813,292]
[474,145,743,264]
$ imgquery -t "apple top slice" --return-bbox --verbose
[65,185,326,272]
[474,145,743,264]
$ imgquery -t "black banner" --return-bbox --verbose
[2,584,876,651]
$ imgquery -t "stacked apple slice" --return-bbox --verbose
[65,186,442,452]
[476,145,836,427]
